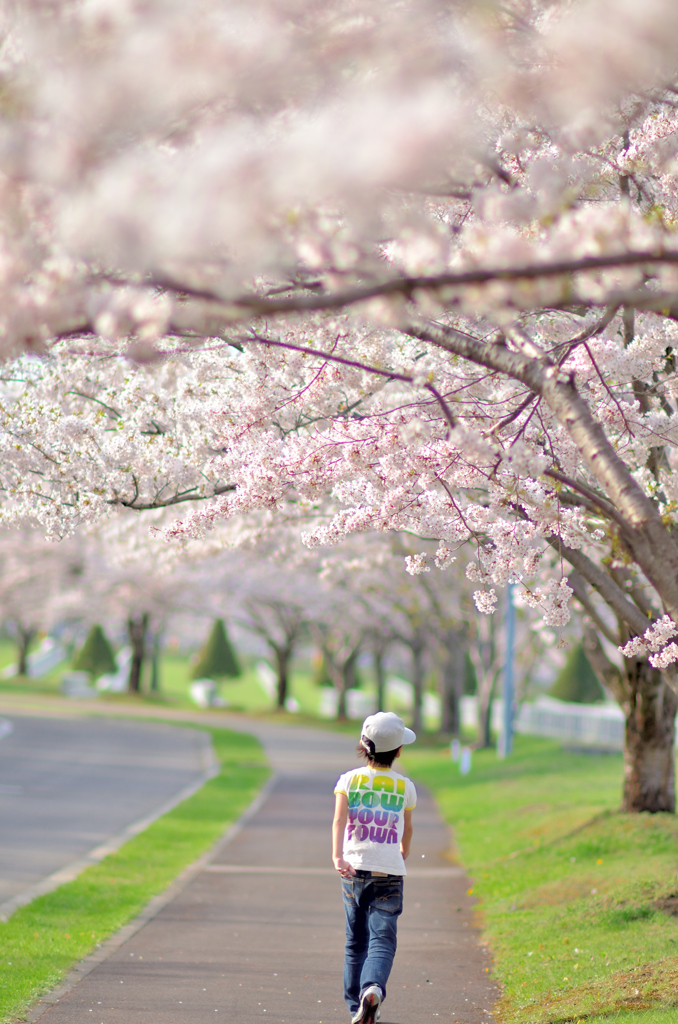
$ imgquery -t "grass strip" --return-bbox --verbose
[0,725,269,1024]
[585,1010,678,1023]
[402,736,678,1024]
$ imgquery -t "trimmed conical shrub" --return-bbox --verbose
[550,643,605,703]
[73,624,116,680]
[191,619,241,681]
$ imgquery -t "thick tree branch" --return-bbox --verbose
[544,468,631,532]
[608,565,657,621]
[543,533,650,636]
[565,568,619,646]
[414,320,678,626]
[582,624,626,704]
[107,482,235,510]
[556,488,613,521]
[513,501,648,636]
[154,249,678,318]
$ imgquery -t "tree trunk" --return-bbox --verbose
[150,630,162,692]
[468,619,498,749]
[411,643,425,733]
[127,613,149,693]
[273,646,289,709]
[337,652,357,721]
[374,649,386,712]
[317,632,363,721]
[440,633,464,736]
[16,627,36,677]
[583,624,676,814]
[476,672,496,749]
[479,692,492,748]
[622,658,677,813]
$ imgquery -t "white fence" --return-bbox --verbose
[250,664,632,749]
[459,694,630,751]
[515,695,625,751]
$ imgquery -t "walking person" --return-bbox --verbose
[332,712,417,1024]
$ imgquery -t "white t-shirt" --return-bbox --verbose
[334,765,417,876]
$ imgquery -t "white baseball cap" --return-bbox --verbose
[361,712,416,753]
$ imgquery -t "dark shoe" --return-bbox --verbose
[351,986,382,1024]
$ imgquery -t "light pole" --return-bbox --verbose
[499,582,515,758]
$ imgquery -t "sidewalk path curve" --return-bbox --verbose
[25,713,497,1024]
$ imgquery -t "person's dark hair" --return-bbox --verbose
[357,738,401,768]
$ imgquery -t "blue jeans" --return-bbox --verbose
[341,871,404,1015]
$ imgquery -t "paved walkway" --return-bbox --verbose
[30,717,497,1024]
[0,713,211,911]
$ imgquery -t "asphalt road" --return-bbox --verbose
[0,713,210,907]
[35,718,498,1024]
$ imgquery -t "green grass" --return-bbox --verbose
[124,658,329,715]
[0,725,269,1024]
[0,636,440,730]
[0,639,16,672]
[160,654,274,710]
[135,654,430,722]
[0,645,329,716]
[586,1012,678,1023]
[401,736,678,1024]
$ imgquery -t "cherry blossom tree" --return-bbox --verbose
[0,529,82,674]
[312,615,365,722]
[1,0,678,359]
[318,533,552,740]
[2,0,678,810]
[59,528,213,692]
[242,598,308,710]
[0,348,234,535]
[160,539,328,709]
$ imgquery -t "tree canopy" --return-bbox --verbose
[0,0,677,808]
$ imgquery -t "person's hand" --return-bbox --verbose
[334,857,356,878]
